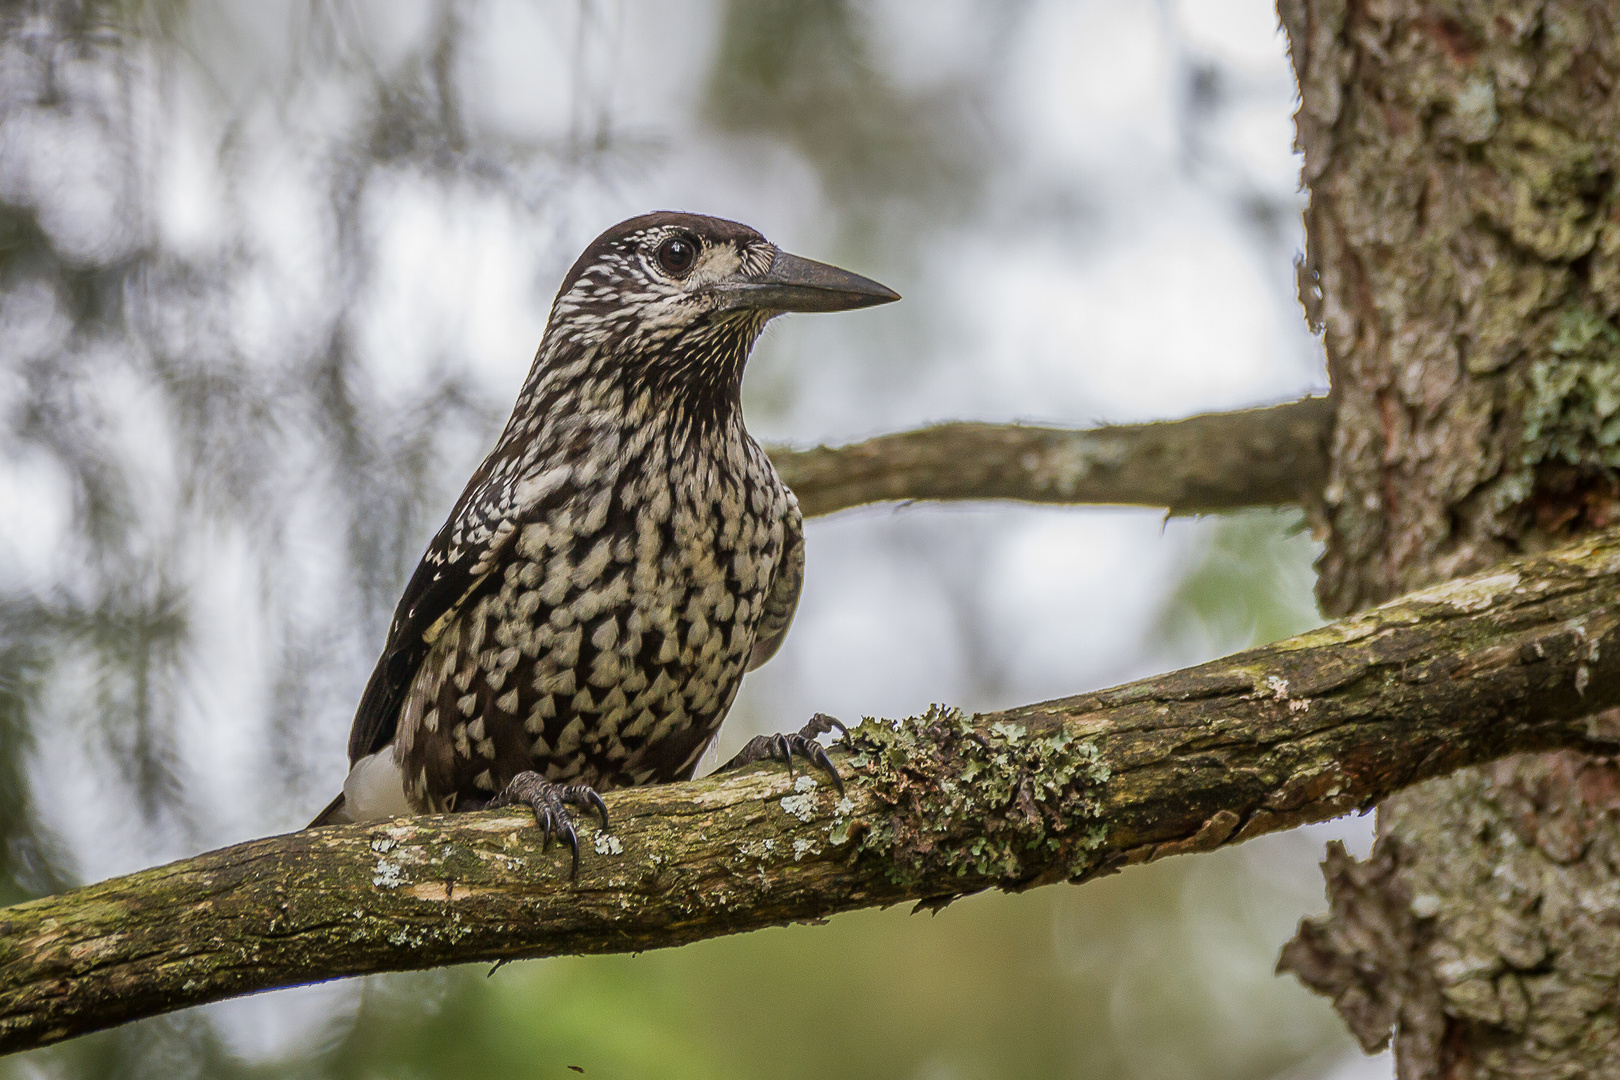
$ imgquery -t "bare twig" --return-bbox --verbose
[770,397,1334,518]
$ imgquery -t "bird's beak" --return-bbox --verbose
[716,249,900,313]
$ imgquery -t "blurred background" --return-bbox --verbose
[0,1,1386,1077]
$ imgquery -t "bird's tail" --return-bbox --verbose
[306,792,350,829]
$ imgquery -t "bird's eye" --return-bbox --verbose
[656,235,698,277]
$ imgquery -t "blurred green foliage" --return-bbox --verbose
[1159,510,1324,652]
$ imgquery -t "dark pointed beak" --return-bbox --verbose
[717,249,900,313]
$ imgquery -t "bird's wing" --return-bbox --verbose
[345,460,574,763]
[748,503,805,671]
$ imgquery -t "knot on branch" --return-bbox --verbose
[844,706,1110,901]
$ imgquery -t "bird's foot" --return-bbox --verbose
[488,772,609,879]
[720,713,848,795]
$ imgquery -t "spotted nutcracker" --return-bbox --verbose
[309,212,899,873]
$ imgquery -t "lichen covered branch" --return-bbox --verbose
[769,397,1334,518]
[6,528,1620,1054]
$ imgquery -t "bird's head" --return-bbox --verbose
[541,211,898,404]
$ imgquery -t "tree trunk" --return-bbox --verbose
[1277,1,1620,1076]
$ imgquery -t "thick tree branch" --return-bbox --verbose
[6,528,1620,1053]
[768,397,1334,517]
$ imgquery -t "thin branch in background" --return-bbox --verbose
[771,397,1333,519]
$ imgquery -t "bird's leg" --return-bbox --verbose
[487,772,610,879]
[720,713,848,795]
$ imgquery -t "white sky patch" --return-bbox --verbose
[1174,0,1293,77]
[787,526,968,722]
[1011,0,1175,182]
[206,979,364,1067]
[1220,97,1307,194]
[461,0,579,143]
[908,201,1305,424]
[1,111,132,263]
[357,175,549,407]
[983,510,1193,700]
[155,73,232,259]
[862,0,999,95]
[0,451,73,591]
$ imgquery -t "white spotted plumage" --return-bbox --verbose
[322,212,807,824]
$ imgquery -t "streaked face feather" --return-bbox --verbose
[547,224,778,383]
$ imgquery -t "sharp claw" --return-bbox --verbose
[808,743,845,795]
[719,720,847,790]
[810,713,848,739]
[563,822,580,879]
[586,789,610,830]
[493,773,607,878]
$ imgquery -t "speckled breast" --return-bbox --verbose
[395,430,790,812]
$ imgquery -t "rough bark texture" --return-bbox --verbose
[1289,0,1620,616]
[767,398,1333,518]
[1279,838,1449,1076]
[8,531,1620,1054]
[1278,1,1620,1076]
[1284,753,1620,1078]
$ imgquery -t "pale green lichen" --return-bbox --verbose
[827,798,858,846]
[779,775,821,823]
[1030,435,1130,496]
[847,704,1111,896]
[371,858,403,889]
[1483,117,1605,262]
[1452,76,1497,145]
[1522,306,1620,469]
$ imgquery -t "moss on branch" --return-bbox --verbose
[5,527,1620,1053]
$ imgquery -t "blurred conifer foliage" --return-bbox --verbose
[704,0,993,225]
[0,2,1338,1078]
[1,0,516,891]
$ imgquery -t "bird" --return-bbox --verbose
[308,211,899,874]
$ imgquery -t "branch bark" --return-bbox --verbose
[7,528,1620,1054]
[767,397,1333,518]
